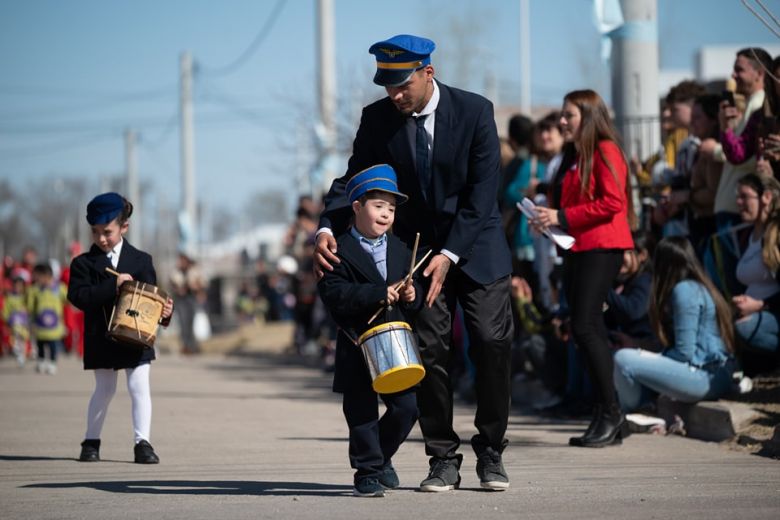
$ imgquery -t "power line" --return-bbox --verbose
[0,91,174,121]
[0,83,175,100]
[197,0,287,77]
[0,131,119,160]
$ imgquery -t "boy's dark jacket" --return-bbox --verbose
[68,241,168,370]
[318,231,422,393]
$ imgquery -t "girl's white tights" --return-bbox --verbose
[84,364,151,444]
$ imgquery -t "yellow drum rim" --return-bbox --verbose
[372,364,426,394]
[357,321,412,345]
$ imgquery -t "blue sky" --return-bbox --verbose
[0,0,776,230]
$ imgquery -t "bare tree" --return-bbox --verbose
[25,177,88,261]
[244,189,288,226]
[0,179,24,259]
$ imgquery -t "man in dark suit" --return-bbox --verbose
[314,35,514,492]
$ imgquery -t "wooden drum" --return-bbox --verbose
[107,281,168,349]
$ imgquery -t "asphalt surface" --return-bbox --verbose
[1,344,778,520]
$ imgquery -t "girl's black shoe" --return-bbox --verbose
[79,439,100,462]
[134,440,159,464]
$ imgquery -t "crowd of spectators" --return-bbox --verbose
[3,48,778,432]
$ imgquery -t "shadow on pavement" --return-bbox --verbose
[0,455,78,462]
[22,480,353,496]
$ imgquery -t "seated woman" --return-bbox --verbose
[604,231,657,351]
[613,237,736,412]
[733,173,780,361]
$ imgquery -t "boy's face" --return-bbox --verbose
[352,192,397,239]
[91,219,128,253]
[34,272,51,287]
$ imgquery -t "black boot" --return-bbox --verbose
[579,404,627,448]
[568,404,602,447]
[79,439,100,462]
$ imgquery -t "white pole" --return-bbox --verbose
[519,0,531,114]
[180,51,197,252]
[124,128,141,248]
[611,0,660,161]
[316,0,338,195]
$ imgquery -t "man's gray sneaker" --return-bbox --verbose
[378,464,399,489]
[420,457,461,492]
[353,477,385,497]
[476,451,509,490]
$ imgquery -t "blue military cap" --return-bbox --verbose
[346,164,408,204]
[368,34,436,87]
[86,192,125,225]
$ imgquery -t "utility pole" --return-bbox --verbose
[315,0,338,197]
[519,0,531,114]
[124,128,141,248]
[179,51,197,253]
[610,0,660,161]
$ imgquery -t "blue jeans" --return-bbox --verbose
[735,311,779,353]
[613,349,735,412]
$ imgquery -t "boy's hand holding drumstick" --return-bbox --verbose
[105,267,134,292]
[106,267,174,320]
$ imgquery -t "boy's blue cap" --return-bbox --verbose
[346,164,408,204]
[368,34,435,87]
[86,192,124,225]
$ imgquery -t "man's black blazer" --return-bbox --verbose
[319,81,511,285]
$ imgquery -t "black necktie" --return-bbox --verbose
[415,115,430,197]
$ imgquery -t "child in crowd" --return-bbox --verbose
[317,164,421,497]
[2,275,30,366]
[28,263,67,374]
[68,192,173,464]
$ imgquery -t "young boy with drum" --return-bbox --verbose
[318,164,422,497]
[68,192,173,464]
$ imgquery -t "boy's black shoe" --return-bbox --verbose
[378,464,400,489]
[353,477,385,497]
[133,440,159,464]
[476,450,509,490]
[419,456,461,492]
[79,439,100,462]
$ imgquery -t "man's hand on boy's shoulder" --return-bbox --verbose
[313,231,340,279]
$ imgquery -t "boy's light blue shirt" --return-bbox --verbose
[350,227,388,281]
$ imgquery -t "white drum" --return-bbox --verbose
[357,321,425,394]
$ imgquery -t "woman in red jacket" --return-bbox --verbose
[534,89,635,447]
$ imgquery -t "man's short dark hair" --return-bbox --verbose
[737,47,772,75]
[665,80,705,105]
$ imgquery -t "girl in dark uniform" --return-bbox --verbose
[68,192,173,464]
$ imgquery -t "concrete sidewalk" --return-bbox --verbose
[1,347,778,520]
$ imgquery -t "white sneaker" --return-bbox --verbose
[46,363,57,375]
[36,360,45,373]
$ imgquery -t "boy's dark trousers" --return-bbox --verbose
[342,382,417,482]
[36,339,60,361]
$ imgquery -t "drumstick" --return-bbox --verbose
[405,233,420,287]
[105,267,120,276]
[367,249,432,325]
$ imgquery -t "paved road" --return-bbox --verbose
[1,348,778,520]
